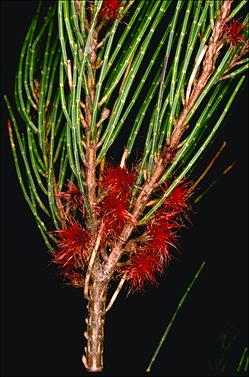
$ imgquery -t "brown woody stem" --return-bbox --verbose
[83,278,107,372]
[86,145,97,225]
[84,223,104,299]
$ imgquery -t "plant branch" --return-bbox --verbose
[170,0,232,149]
[103,159,165,280]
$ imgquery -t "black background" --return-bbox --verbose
[1,1,248,376]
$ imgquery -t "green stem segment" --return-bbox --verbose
[237,346,249,373]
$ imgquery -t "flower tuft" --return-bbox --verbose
[57,180,84,213]
[146,218,179,261]
[99,0,123,20]
[164,181,192,214]
[98,165,135,242]
[52,220,91,286]
[121,180,193,292]
[63,272,84,288]
[99,165,135,196]
[124,248,163,292]
[222,18,248,46]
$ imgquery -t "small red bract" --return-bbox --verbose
[63,272,84,287]
[222,18,248,46]
[57,180,84,212]
[99,0,123,20]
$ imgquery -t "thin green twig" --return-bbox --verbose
[146,261,206,373]
[237,346,248,373]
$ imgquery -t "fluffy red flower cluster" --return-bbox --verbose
[98,165,136,243]
[53,164,192,292]
[222,18,248,46]
[99,0,123,20]
[53,165,135,286]
[53,221,91,287]
[121,182,192,292]
[57,180,84,216]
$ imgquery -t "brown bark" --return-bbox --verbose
[86,145,97,225]
[83,278,107,372]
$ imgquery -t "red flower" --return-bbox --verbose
[121,213,182,292]
[57,180,84,212]
[124,248,163,292]
[99,165,135,197]
[53,221,91,270]
[144,181,192,261]
[222,18,248,46]
[146,219,178,260]
[63,272,84,288]
[164,181,192,214]
[99,0,123,20]
[122,181,193,292]
[99,194,129,244]
[98,165,135,243]
[101,195,127,220]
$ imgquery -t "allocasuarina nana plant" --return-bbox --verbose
[5,0,248,372]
